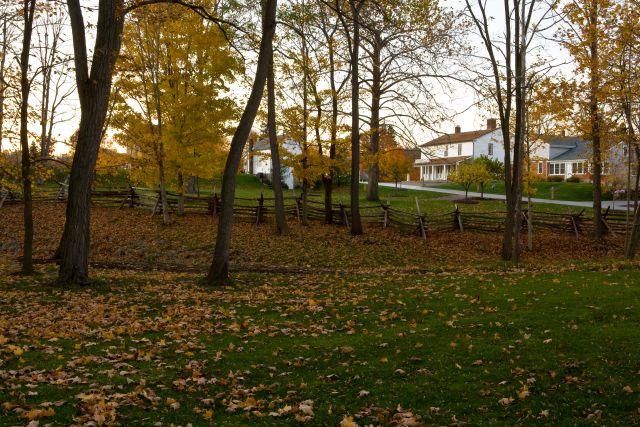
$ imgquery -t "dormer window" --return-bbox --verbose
[444,145,449,157]
[457,144,462,156]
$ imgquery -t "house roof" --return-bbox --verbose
[415,155,471,165]
[403,148,421,161]
[545,136,590,162]
[252,139,271,151]
[420,129,495,147]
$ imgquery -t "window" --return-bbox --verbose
[444,145,449,157]
[572,162,585,175]
[457,143,462,156]
[537,162,543,174]
[548,163,566,175]
[488,143,494,156]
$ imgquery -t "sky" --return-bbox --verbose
[4,0,571,156]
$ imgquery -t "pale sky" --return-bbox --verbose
[3,0,570,155]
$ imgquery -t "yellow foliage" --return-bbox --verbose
[111,2,239,189]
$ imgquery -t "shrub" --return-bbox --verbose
[566,176,581,183]
[546,176,564,182]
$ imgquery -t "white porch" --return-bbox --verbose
[415,156,470,182]
[418,164,455,181]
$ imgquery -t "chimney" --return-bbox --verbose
[454,125,461,134]
[561,130,566,137]
[487,118,497,130]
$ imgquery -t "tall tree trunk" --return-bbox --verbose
[349,0,363,235]
[58,0,125,285]
[624,103,639,258]
[625,147,640,258]
[301,21,309,226]
[19,0,36,275]
[156,157,170,223]
[589,1,603,239]
[319,7,340,224]
[366,32,381,202]
[207,0,277,285]
[0,19,7,153]
[187,175,197,193]
[153,84,171,225]
[178,173,185,215]
[267,45,288,235]
[511,0,526,263]
[157,157,170,224]
[248,139,254,175]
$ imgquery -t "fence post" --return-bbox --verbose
[0,187,7,209]
[454,204,463,232]
[601,206,613,233]
[151,192,161,217]
[383,205,389,229]
[415,196,427,239]
[129,186,137,208]
[521,209,529,231]
[418,215,427,240]
[570,215,580,237]
[256,192,264,225]
[295,197,301,223]
[340,202,349,228]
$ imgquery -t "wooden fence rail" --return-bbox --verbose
[3,186,636,239]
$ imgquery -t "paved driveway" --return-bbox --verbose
[379,182,633,211]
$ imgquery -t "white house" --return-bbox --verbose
[530,134,591,181]
[244,137,301,189]
[415,119,504,181]
[529,134,636,183]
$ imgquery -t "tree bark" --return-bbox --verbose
[366,31,381,202]
[178,173,185,215]
[349,0,363,235]
[0,19,8,153]
[57,0,125,285]
[206,0,277,285]
[187,175,197,193]
[320,6,340,224]
[300,20,309,226]
[511,0,526,263]
[267,45,288,235]
[624,103,639,258]
[589,1,603,239]
[19,0,37,275]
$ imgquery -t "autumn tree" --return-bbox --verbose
[332,0,364,235]
[379,148,411,188]
[112,4,238,222]
[610,0,640,258]
[18,0,36,275]
[465,0,556,262]
[473,155,503,197]
[448,161,491,200]
[0,8,18,154]
[360,0,460,201]
[279,0,351,223]
[58,0,237,285]
[561,0,619,240]
[207,0,278,285]
[267,40,288,235]
[33,2,75,158]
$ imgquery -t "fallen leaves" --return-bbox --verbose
[1,244,640,425]
[21,407,55,421]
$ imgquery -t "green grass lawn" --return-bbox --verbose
[434,180,611,202]
[1,261,639,425]
[200,174,589,216]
